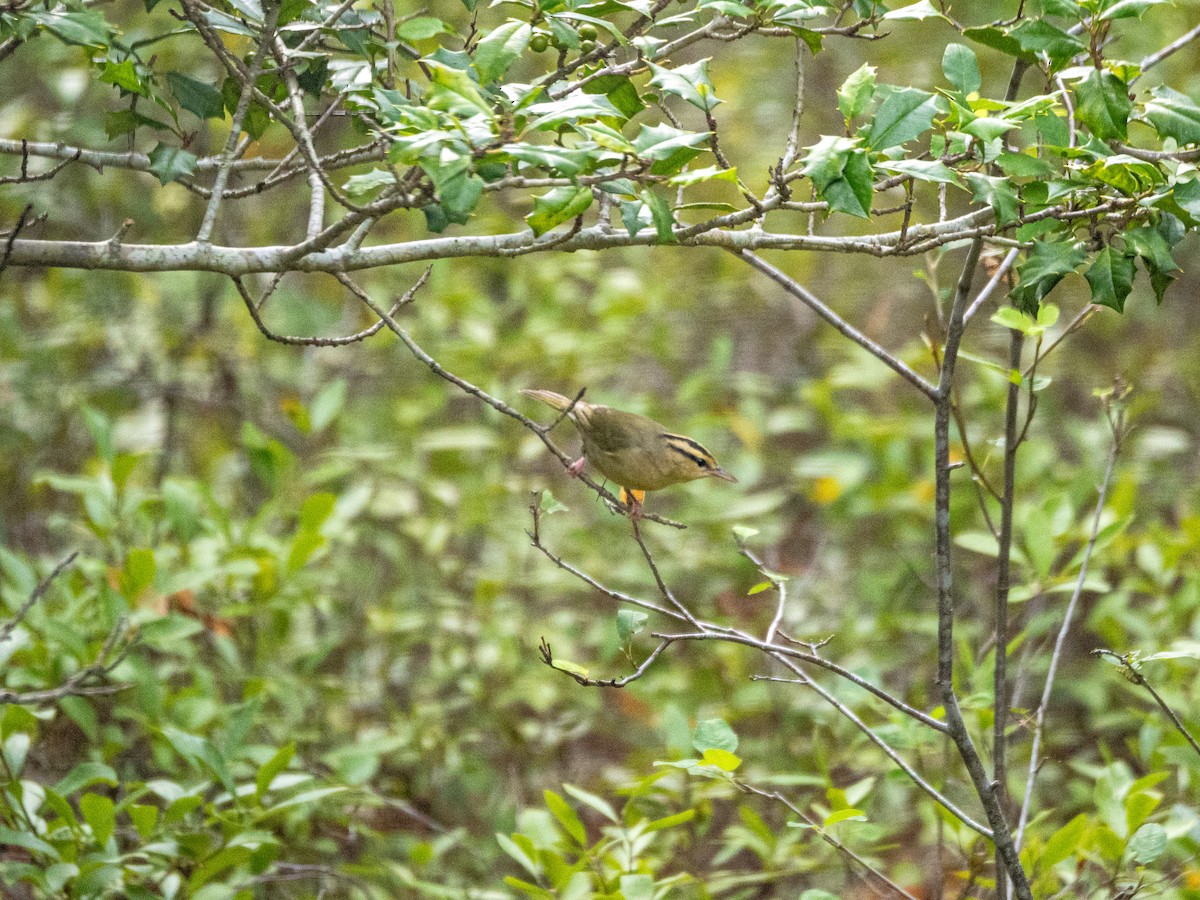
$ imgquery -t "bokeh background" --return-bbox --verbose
[2,0,1200,894]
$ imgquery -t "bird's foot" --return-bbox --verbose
[620,488,646,522]
[567,456,586,478]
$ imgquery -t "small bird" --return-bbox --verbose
[522,389,737,520]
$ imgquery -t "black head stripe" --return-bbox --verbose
[664,434,713,467]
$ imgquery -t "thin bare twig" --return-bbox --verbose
[1015,394,1125,848]
[739,782,920,900]
[735,250,939,401]
[1091,649,1200,760]
[0,551,79,645]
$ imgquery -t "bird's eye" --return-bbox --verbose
[696,458,709,468]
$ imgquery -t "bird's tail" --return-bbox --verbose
[520,389,574,412]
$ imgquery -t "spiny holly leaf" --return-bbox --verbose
[865,86,942,150]
[1084,246,1135,312]
[1010,239,1086,314]
[801,135,873,218]
[648,59,720,111]
[1143,86,1200,146]
[527,185,592,235]
[1074,69,1132,141]
[167,72,226,120]
[147,143,198,185]
[837,64,876,125]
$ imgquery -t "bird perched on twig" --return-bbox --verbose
[522,389,737,520]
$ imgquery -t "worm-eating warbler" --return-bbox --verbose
[522,389,736,519]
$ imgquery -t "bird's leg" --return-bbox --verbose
[567,456,586,477]
[620,487,646,521]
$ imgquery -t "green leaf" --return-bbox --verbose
[80,793,116,846]
[964,25,1027,59]
[616,609,648,643]
[632,123,709,174]
[801,135,873,218]
[28,7,112,47]
[1010,19,1085,65]
[701,747,742,771]
[1074,69,1132,141]
[878,159,961,185]
[126,803,158,840]
[527,186,592,236]
[1041,813,1087,868]
[942,44,981,95]
[865,86,942,150]
[643,808,697,831]
[527,93,623,130]
[620,874,654,900]
[1010,239,1086,314]
[669,165,739,187]
[0,827,60,861]
[147,143,198,185]
[473,20,531,84]
[53,762,118,797]
[1084,246,1135,312]
[121,547,156,599]
[397,16,453,40]
[344,169,397,198]
[1128,822,1167,863]
[648,58,720,111]
[562,783,619,823]
[824,807,867,826]
[256,743,296,797]
[963,173,1019,226]
[100,59,144,95]
[837,63,876,124]
[882,0,943,18]
[425,61,490,116]
[640,189,677,242]
[544,789,587,845]
[747,581,773,595]
[167,72,226,120]
[1143,86,1200,145]
[692,718,738,754]
[582,74,645,119]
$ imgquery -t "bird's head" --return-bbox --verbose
[662,433,738,484]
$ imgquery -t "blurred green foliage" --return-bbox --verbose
[2,0,1200,896]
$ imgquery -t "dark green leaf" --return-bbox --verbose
[397,16,452,40]
[865,86,942,150]
[963,25,1027,59]
[1074,69,1131,141]
[582,74,645,119]
[1083,246,1135,312]
[1010,239,1086,313]
[802,135,873,218]
[147,144,198,185]
[1010,19,1085,65]
[80,793,116,846]
[1143,86,1200,145]
[168,72,226,120]
[640,189,677,242]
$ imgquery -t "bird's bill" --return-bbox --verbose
[709,466,738,483]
